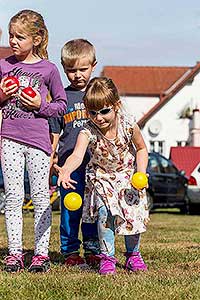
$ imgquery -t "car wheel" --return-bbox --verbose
[146,191,154,211]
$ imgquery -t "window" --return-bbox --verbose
[177,141,188,146]
[150,141,155,152]
[149,141,165,154]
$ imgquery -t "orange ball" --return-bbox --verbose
[64,192,82,211]
[131,172,148,190]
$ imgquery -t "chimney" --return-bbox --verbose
[191,108,200,146]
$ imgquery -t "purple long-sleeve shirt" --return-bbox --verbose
[0,56,67,155]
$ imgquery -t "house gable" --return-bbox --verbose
[138,62,200,126]
[101,64,200,126]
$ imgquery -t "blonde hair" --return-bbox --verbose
[9,9,48,59]
[83,77,120,111]
[61,39,96,68]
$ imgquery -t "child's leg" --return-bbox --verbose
[1,138,25,255]
[98,205,115,257]
[97,205,117,274]
[82,222,99,255]
[124,234,147,271]
[26,147,51,256]
[60,166,99,265]
[80,170,99,257]
[60,184,82,255]
[124,234,140,253]
[60,166,87,257]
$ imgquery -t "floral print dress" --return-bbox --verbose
[81,113,149,235]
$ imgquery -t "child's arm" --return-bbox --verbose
[49,133,59,185]
[51,133,59,158]
[34,66,67,117]
[50,132,59,168]
[18,65,67,116]
[54,131,89,189]
[132,124,148,173]
[0,87,7,102]
[132,124,150,223]
[0,77,18,103]
[49,116,62,182]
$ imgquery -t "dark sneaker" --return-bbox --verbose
[99,254,117,275]
[125,252,147,272]
[64,253,85,266]
[28,255,50,273]
[85,253,101,268]
[4,254,24,273]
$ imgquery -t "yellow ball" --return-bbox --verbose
[64,192,82,211]
[131,172,148,190]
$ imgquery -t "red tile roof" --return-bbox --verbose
[170,146,200,177]
[101,66,190,96]
[0,47,13,59]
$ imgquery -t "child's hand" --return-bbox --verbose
[54,164,77,189]
[19,89,41,110]
[144,217,150,226]
[0,77,18,101]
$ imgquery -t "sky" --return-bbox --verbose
[1,0,200,86]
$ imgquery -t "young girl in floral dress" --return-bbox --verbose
[55,77,149,275]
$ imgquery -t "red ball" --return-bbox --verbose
[22,87,36,98]
[5,76,19,88]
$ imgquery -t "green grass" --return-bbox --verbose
[1,210,200,300]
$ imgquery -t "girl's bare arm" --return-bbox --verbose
[132,124,148,173]
[54,131,89,189]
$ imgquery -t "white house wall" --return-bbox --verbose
[142,72,200,157]
[121,96,159,122]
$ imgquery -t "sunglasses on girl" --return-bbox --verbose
[88,107,113,117]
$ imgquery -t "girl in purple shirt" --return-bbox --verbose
[0,9,67,273]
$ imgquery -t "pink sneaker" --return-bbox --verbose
[4,253,24,273]
[125,252,147,272]
[28,255,50,273]
[99,254,117,275]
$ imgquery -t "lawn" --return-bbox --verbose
[0,210,200,300]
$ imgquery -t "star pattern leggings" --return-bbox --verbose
[1,138,51,256]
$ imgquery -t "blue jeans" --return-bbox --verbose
[60,166,99,256]
[98,205,140,257]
